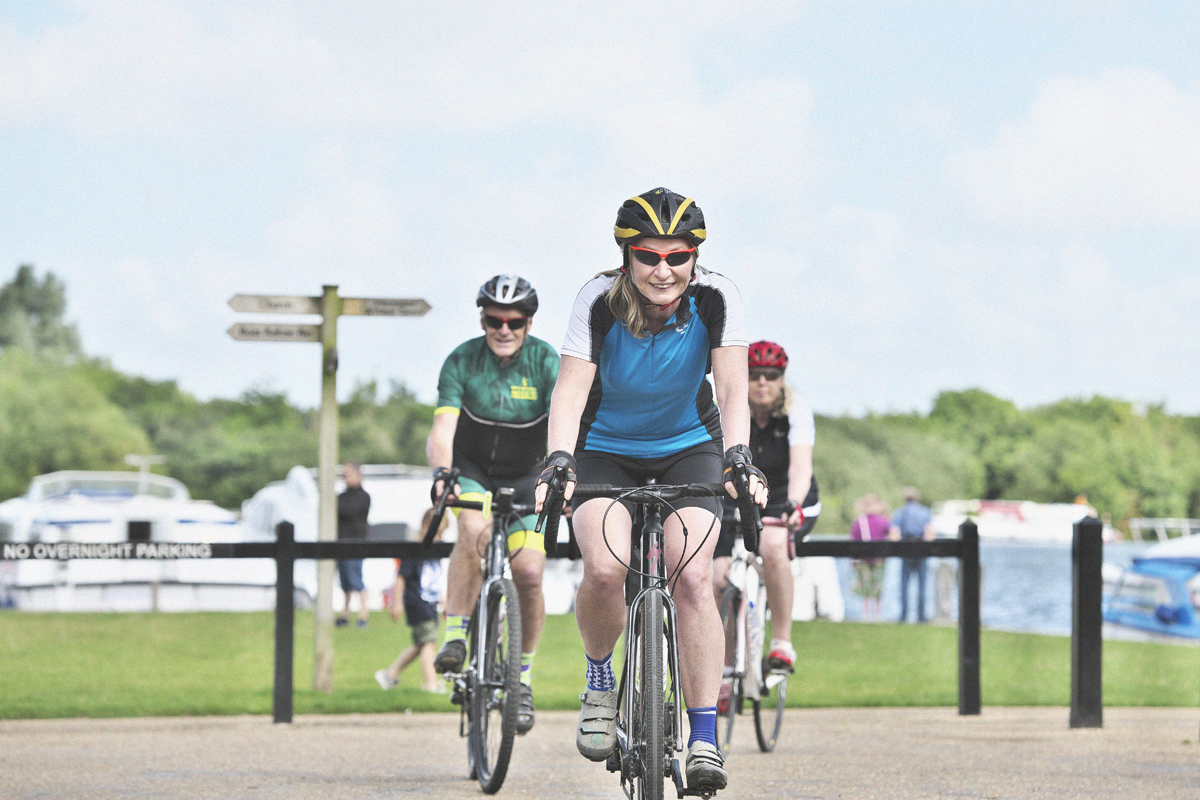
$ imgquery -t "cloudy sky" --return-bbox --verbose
[3,1,1198,416]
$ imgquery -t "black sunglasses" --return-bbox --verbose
[483,315,529,331]
[629,245,697,267]
[749,367,783,381]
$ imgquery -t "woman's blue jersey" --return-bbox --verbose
[560,270,747,458]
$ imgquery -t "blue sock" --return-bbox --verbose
[687,706,718,748]
[585,652,615,692]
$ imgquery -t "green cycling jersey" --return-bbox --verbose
[435,335,559,477]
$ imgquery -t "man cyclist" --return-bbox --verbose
[428,274,559,734]
[535,188,767,791]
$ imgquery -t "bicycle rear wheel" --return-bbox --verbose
[468,577,522,794]
[632,590,666,800]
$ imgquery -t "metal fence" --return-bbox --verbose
[4,517,1107,727]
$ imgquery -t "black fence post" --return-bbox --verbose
[1070,516,1104,728]
[273,521,295,724]
[957,520,981,715]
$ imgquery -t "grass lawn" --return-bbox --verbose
[1,611,1197,719]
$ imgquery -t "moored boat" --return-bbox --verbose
[0,470,286,611]
[1103,534,1200,640]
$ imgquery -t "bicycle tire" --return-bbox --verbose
[633,590,666,800]
[753,670,787,752]
[751,578,785,752]
[715,585,740,756]
[468,577,522,794]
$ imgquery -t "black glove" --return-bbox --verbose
[537,450,577,488]
[722,444,766,492]
[431,466,455,504]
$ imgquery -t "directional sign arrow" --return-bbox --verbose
[340,297,431,317]
[227,322,321,342]
[228,294,321,314]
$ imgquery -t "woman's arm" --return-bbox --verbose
[711,345,750,448]
[537,354,597,507]
[787,442,813,528]
[712,345,767,505]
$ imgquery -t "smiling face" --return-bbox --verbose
[480,304,531,361]
[627,237,696,308]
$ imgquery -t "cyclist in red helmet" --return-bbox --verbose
[713,340,819,698]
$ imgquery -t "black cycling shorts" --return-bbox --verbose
[574,441,724,519]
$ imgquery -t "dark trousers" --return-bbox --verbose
[899,556,928,622]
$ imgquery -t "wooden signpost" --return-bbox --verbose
[228,286,430,692]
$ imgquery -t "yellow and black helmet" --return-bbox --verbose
[613,187,707,249]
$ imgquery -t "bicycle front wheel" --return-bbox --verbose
[468,577,522,794]
[715,585,740,756]
[753,671,787,752]
[632,590,666,800]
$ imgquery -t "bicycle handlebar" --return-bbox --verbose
[536,479,766,556]
[728,461,763,554]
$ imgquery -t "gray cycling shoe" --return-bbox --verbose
[685,741,728,790]
[434,639,466,674]
[576,689,619,761]
[515,684,535,735]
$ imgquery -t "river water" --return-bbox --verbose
[831,539,1152,635]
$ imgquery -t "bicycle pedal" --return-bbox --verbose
[605,749,621,773]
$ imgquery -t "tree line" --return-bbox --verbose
[3,265,1198,535]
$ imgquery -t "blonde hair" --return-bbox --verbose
[599,268,651,338]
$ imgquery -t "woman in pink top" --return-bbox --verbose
[850,494,890,621]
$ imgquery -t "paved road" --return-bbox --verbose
[2,707,1198,799]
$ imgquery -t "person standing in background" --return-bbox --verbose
[849,493,889,621]
[376,507,447,693]
[888,486,935,623]
[336,462,371,628]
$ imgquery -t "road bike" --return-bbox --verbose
[538,472,760,800]
[715,517,791,755]
[425,471,530,794]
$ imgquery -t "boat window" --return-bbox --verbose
[127,520,152,542]
[1110,573,1172,613]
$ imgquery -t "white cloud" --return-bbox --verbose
[949,69,1200,229]
[0,1,805,138]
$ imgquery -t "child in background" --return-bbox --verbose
[375,508,448,692]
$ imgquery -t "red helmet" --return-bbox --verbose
[748,340,788,370]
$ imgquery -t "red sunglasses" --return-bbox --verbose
[483,315,529,331]
[629,246,697,267]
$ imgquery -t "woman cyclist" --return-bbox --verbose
[535,187,767,792]
[712,341,819,705]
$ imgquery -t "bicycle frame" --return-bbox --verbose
[717,518,790,755]
[726,537,766,704]
[425,481,526,794]
[559,481,740,800]
[462,490,508,728]
[617,499,686,791]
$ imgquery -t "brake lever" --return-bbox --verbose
[423,467,460,547]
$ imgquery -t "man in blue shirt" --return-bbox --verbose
[888,487,935,623]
